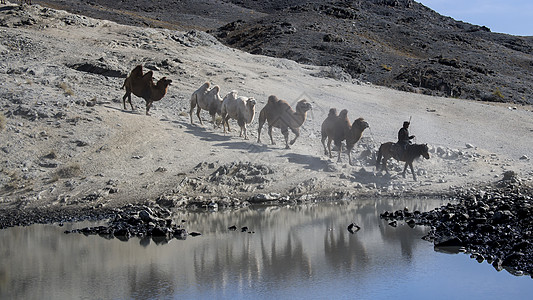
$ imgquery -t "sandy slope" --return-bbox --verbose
[0,3,532,211]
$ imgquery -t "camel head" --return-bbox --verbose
[156,77,172,87]
[295,99,312,113]
[155,77,172,95]
[247,97,257,110]
[352,118,369,131]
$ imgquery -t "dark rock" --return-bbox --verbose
[435,236,464,247]
[151,227,168,237]
[492,210,513,224]
[503,252,524,267]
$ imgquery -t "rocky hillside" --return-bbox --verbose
[32,0,533,104]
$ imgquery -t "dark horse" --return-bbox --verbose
[376,142,430,181]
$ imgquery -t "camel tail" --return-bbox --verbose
[376,145,382,169]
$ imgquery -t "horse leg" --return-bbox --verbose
[383,158,390,174]
[410,163,417,181]
[402,162,409,178]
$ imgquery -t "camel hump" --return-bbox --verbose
[131,65,143,77]
[202,82,210,90]
[267,95,279,104]
[328,108,338,117]
[211,85,220,93]
[142,70,153,81]
[339,109,348,119]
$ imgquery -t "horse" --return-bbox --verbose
[376,142,430,181]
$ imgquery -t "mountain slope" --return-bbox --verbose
[31,0,533,104]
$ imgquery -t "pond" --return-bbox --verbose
[1,198,531,299]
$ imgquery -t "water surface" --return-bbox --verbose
[1,198,531,299]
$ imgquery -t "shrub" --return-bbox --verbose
[58,82,75,96]
[492,87,504,99]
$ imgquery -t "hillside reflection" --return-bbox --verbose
[1,198,446,299]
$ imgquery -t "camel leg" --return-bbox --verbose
[189,101,196,124]
[257,120,264,143]
[225,117,231,132]
[289,127,299,146]
[281,127,290,149]
[337,143,343,163]
[145,101,152,116]
[211,114,217,129]
[123,91,134,111]
[347,150,353,166]
[242,125,248,140]
[122,92,128,110]
[326,138,333,157]
[268,125,275,145]
[321,136,328,155]
[196,107,204,125]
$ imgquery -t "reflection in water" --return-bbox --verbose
[1,198,532,299]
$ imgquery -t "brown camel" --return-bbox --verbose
[122,65,172,115]
[257,95,312,149]
[321,108,369,165]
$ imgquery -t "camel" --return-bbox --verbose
[221,91,256,139]
[321,108,369,165]
[257,95,312,149]
[122,65,172,115]
[189,82,223,128]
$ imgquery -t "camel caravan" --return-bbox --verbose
[121,65,429,181]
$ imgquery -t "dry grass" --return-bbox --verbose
[50,163,81,182]
[381,64,392,71]
[58,82,75,96]
[492,87,504,100]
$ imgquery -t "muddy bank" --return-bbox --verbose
[381,172,533,277]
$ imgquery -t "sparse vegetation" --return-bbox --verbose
[51,164,81,182]
[58,82,75,96]
[381,64,392,71]
[492,87,504,99]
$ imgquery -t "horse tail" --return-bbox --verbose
[376,144,382,169]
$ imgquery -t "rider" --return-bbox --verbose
[397,121,415,151]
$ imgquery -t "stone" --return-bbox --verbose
[435,236,464,247]
[139,210,154,223]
